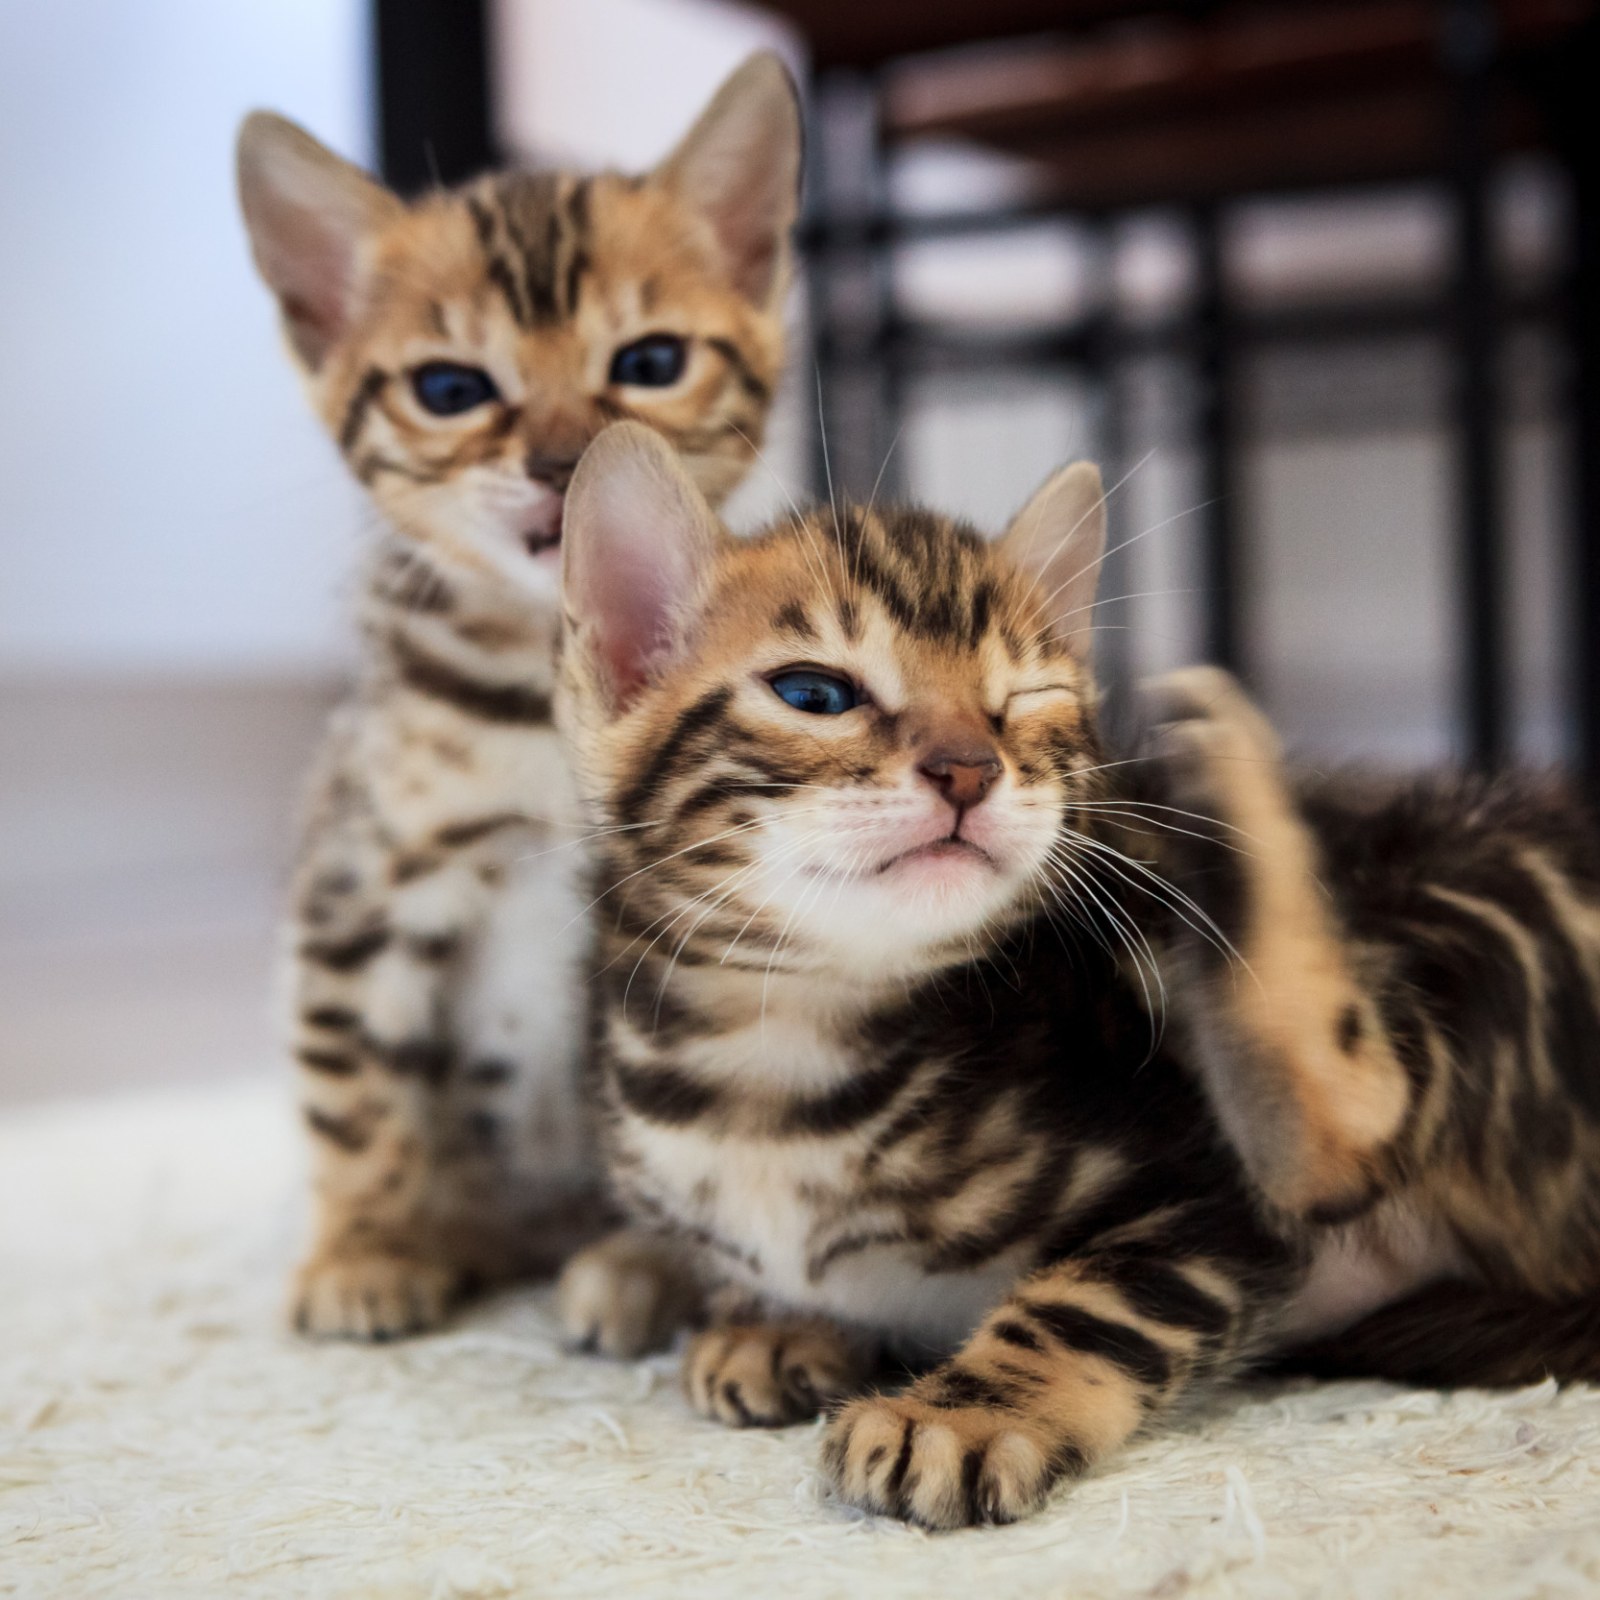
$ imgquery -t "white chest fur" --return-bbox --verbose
[361,686,595,1191]
[615,1010,1027,1355]
[455,846,592,1189]
[625,1119,1024,1355]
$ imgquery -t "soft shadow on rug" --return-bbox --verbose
[2,1081,1598,1600]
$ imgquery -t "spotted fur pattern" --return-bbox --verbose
[553,424,1600,1529]
[236,57,800,1337]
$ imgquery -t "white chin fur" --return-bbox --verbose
[477,531,563,600]
[747,799,1054,976]
[393,472,564,604]
[777,867,1029,974]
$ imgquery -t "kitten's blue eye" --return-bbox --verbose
[609,334,687,388]
[411,362,499,415]
[769,670,859,716]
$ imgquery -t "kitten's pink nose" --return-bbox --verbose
[918,747,1001,812]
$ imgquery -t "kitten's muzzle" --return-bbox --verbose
[521,454,579,555]
[521,492,565,556]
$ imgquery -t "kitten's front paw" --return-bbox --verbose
[291,1247,461,1340]
[684,1321,865,1427]
[822,1393,1066,1530]
[1137,667,1285,952]
[557,1228,698,1359]
[1142,665,1281,797]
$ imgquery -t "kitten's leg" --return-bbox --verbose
[1140,667,1411,1220]
[290,824,492,1339]
[824,1250,1248,1530]
[682,1316,871,1427]
[557,1227,703,1358]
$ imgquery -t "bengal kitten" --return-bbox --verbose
[235,55,801,1339]
[552,421,1600,1530]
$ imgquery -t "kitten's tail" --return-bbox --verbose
[1276,1280,1600,1387]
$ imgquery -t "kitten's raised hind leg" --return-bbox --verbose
[1140,667,1411,1222]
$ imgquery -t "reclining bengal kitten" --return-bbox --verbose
[553,421,1600,1530]
[234,56,800,1339]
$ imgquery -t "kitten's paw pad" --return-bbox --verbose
[684,1322,865,1427]
[822,1394,1064,1530]
[291,1250,460,1340]
[557,1230,696,1359]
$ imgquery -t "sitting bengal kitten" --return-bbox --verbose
[553,421,1600,1529]
[234,56,800,1338]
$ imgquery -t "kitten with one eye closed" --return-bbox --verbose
[235,55,801,1339]
[554,420,1600,1530]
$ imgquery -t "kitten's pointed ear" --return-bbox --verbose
[563,423,723,709]
[655,52,802,306]
[236,112,402,370]
[1000,461,1108,656]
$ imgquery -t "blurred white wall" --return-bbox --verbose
[0,0,369,675]
[0,0,371,1103]
[494,0,801,170]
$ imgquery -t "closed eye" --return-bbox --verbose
[1007,684,1077,706]
[767,668,861,716]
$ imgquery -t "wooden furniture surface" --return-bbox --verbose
[871,0,1587,204]
[756,0,1159,69]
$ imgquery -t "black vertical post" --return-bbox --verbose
[1572,57,1600,786]
[1444,0,1505,768]
[373,0,495,195]
[1193,203,1243,675]
[804,69,840,506]
[805,70,898,504]
[1549,20,1600,785]
[870,71,906,512]
[1085,226,1132,694]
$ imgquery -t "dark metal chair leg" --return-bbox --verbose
[1444,0,1506,768]
[803,70,840,506]
[373,0,494,194]
[1084,228,1132,693]
[1548,20,1600,785]
[805,69,900,504]
[1193,203,1243,677]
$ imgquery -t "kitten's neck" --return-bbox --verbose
[664,959,898,1031]
[360,529,559,693]
[634,928,1004,1053]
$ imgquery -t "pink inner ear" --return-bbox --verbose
[563,420,719,706]
[700,183,783,301]
[270,219,355,362]
[598,551,681,701]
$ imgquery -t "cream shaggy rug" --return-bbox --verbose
[4,1081,1600,1600]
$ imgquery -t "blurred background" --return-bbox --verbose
[1,0,1595,1105]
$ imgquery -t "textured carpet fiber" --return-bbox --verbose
[3,1081,1600,1599]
